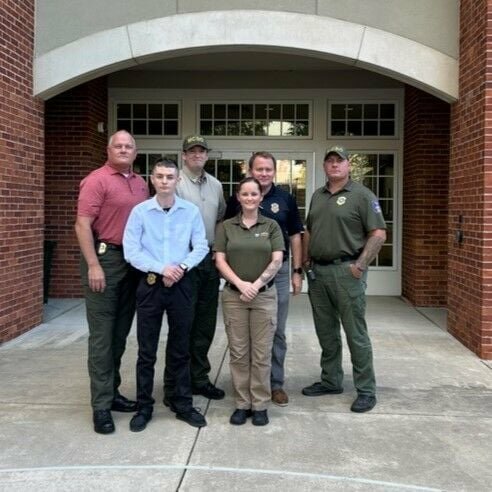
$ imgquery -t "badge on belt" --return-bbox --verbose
[146,273,157,285]
[97,242,107,255]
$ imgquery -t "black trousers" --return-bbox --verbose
[135,274,193,413]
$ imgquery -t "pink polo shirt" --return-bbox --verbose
[77,162,149,245]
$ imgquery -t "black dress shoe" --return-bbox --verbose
[129,410,152,432]
[111,394,137,412]
[302,382,344,397]
[93,409,115,434]
[229,409,252,425]
[176,407,207,428]
[350,395,377,413]
[251,410,269,426]
[192,382,225,400]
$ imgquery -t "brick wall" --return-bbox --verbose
[448,0,492,359]
[0,1,44,342]
[45,78,108,297]
[402,86,450,306]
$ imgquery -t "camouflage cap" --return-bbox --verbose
[182,135,210,151]
[324,145,349,161]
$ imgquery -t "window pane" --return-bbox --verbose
[227,121,240,136]
[380,104,395,118]
[133,120,147,135]
[269,104,281,119]
[347,104,362,119]
[214,121,226,136]
[240,121,254,136]
[283,104,295,119]
[254,121,267,136]
[200,121,213,135]
[241,104,253,119]
[117,104,131,118]
[331,104,345,119]
[163,120,178,135]
[296,104,309,119]
[363,121,378,136]
[200,104,212,119]
[364,104,378,119]
[214,104,226,119]
[282,121,294,136]
[117,120,131,132]
[133,154,146,175]
[378,245,393,266]
[148,120,162,135]
[347,120,362,136]
[294,121,309,136]
[255,104,267,119]
[133,104,147,118]
[217,160,231,181]
[148,104,162,119]
[379,200,393,221]
[379,154,394,175]
[331,121,346,136]
[228,104,240,119]
[378,177,394,198]
[164,104,178,119]
[232,160,247,181]
[268,120,281,136]
[361,176,376,192]
[380,121,395,136]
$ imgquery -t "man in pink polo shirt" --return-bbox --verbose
[75,130,148,434]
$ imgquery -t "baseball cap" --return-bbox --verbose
[182,135,209,151]
[324,145,349,161]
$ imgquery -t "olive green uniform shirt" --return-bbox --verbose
[306,180,386,261]
[214,214,285,282]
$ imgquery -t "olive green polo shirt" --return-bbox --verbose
[306,180,386,262]
[214,213,285,282]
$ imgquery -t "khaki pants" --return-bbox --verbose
[222,286,277,411]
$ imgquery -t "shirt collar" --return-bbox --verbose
[230,212,268,228]
[323,178,353,195]
[182,166,206,184]
[103,161,136,177]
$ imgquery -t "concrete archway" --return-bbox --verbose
[34,10,458,102]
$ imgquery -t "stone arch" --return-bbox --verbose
[34,10,457,101]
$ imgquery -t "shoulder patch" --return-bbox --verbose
[372,200,382,214]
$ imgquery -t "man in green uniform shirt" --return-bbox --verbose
[302,146,386,413]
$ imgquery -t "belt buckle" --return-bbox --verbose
[146,273,157,285]
[97,242,107,255]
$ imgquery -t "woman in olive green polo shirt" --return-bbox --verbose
[215,177,284,426]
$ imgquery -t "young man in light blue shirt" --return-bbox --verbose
[123,159,209,432]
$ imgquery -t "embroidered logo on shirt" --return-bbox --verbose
[270,203,280,213]
[336,196,346,206]
[372,200,382,214]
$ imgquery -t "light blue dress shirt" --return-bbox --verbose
[123,195,209,274]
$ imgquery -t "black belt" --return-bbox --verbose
[95,241,123,255]
[226,279,274,293]
[313,254,359,266]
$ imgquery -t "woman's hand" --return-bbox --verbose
[238,281,259,302]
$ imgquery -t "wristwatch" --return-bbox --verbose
[179,263,189,272]
[292,267,303,275]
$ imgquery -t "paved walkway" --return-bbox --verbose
[0,295,491,491]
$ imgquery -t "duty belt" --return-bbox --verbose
[312,254,359,266]
[226,279,274,293]
[96,241,123,255]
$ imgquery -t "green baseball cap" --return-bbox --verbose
[324,145,349,161]
[182,135,210,151]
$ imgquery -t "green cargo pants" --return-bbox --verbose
[307,261,376,396]
[81,250,138,410]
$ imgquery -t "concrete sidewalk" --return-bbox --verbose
[0,295,491,491]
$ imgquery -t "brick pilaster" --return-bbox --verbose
[44,78,108,298]
[402,86,450,306]
[448,0,492,359]
[0,1,44,342]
